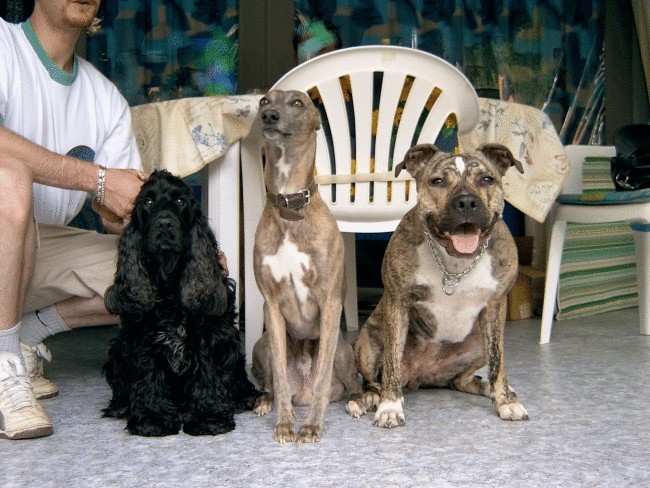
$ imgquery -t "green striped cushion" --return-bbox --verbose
[556,158,639,320]
[557,156,650,210]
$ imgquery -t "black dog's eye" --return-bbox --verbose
[175,198,187,208]
[428,177,445,187]
[143,197,154,207]
[291,99,303,107]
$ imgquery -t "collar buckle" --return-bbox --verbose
[301,188,311,206]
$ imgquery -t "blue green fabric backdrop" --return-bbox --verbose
[85,0,240,105]
[294,0,605,145]
[4,0,604,144]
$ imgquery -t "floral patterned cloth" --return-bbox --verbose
[132,95,567,223]
[459,98,568,223]
[130,95,261,178]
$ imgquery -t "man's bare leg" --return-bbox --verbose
[0,161,36,347]
[0,161,53,439]
[56,294,118,328]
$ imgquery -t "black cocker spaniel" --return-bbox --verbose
[103,169,258,436]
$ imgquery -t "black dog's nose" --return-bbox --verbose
[156,217,176,232]
[452,193,479,217]
[261,109,280,125]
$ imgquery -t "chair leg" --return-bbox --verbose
[204,142,241,316]
[241,138,266,364]
[540,219,568,344]
[634,230,650,335]
[342,232,359,331]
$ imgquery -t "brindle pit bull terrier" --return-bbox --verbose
[251,90,360,443]
[347,143,529,427]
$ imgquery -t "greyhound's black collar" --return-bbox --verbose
[266,180,318,221]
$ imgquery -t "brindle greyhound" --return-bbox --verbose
[347,143,529,427]
[251,90,360,443]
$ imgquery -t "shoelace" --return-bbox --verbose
[33,343,52,362]
[22,343,52,376]
[1,366,35,413]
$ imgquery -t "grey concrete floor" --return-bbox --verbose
[2,306,649,487]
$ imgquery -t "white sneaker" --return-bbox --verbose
[0,352,53,439]
[20,343,59,399]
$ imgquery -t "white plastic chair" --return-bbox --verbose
[540,145,650,343]
[241,46,479,362]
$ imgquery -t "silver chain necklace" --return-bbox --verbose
[425,230,489,296]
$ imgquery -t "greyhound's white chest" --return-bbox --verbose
[262,235,311,302]
[414,242,498,343]
[274,153,292,193]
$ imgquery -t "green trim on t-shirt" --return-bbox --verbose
[21,20,78,85]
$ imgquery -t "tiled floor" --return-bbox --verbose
[2,306,649,487]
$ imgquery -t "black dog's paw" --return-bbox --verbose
[126,416,181,437]
[102,401,128,419]
[233,387,262,413]
[183,415,235,436]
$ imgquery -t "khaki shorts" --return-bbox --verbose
[24,224,119,313]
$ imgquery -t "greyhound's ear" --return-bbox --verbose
[313,113,322,132]
[478,143,524,175]
[307,98,322,132]
[395,144,441,178]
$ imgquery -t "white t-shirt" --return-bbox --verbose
[0,18,142,225]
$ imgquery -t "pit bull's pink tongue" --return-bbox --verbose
[451,231,480,254]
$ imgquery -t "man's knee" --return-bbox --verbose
[0,160,33,229]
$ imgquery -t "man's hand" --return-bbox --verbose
[101,168,148,220]
[91,200,125,234]
[92,169,148,234]
[218,250,229,280]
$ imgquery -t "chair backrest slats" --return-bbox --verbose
[348,72,373,205]
[272,45,479,233]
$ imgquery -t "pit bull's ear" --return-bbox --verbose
[478,143,524,175]
[395,144,441,178]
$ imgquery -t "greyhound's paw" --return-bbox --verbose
[253,393,273,416]
[274,422,297,444]
[345,398,366,418]
[497,401,529,421]
[296,424,322,444]
[373,399,406,428]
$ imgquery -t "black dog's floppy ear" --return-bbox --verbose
[104,223,157,318]
[478,143,524,176]
[395,144,442,178]
[180,209,229,316]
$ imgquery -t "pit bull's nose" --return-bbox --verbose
[261,109,280,125]
[452,193,479,218]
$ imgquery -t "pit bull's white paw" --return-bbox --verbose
[346,399,366,418]
[373,399,405,428]
[497,401,529,421]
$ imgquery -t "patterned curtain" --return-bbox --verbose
[294,0,605,145]
[86,0,239,106]
[632,0,650,103]
[6,0,603,144]
[4,0,32,22]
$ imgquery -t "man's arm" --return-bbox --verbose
[0,126,145,221]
